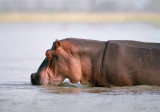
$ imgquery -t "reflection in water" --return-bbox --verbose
[42,86,82,95]
[40,82,160,95]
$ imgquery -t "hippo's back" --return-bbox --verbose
[112,40,160,49]
[102,40,160,86]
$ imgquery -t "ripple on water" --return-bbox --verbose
[39,82,160,95]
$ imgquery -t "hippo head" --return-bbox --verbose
[31,39,82,86]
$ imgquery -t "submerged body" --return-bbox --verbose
[31,38,160,87]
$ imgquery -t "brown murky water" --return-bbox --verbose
[0,23,160,112]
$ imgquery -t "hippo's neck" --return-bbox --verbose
[68,39,107,86]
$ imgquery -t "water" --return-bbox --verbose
[0,22,160,112]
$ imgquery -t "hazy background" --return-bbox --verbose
[0,0,160,12]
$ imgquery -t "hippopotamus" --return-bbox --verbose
[31,38,160,87]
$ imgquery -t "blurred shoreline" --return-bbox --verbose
[0,12,160,23]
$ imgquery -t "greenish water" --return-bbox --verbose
[0,23,160,112]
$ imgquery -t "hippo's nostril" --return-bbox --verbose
[31,73,36,79]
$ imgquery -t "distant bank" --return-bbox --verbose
[0,13,160,25]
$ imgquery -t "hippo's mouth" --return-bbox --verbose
[45,65,54,84]
[46,65,51,78]
[44,65,62,85]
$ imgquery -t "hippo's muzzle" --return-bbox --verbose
[31,73,40,85]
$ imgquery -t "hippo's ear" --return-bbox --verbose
[56,39,61,50]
